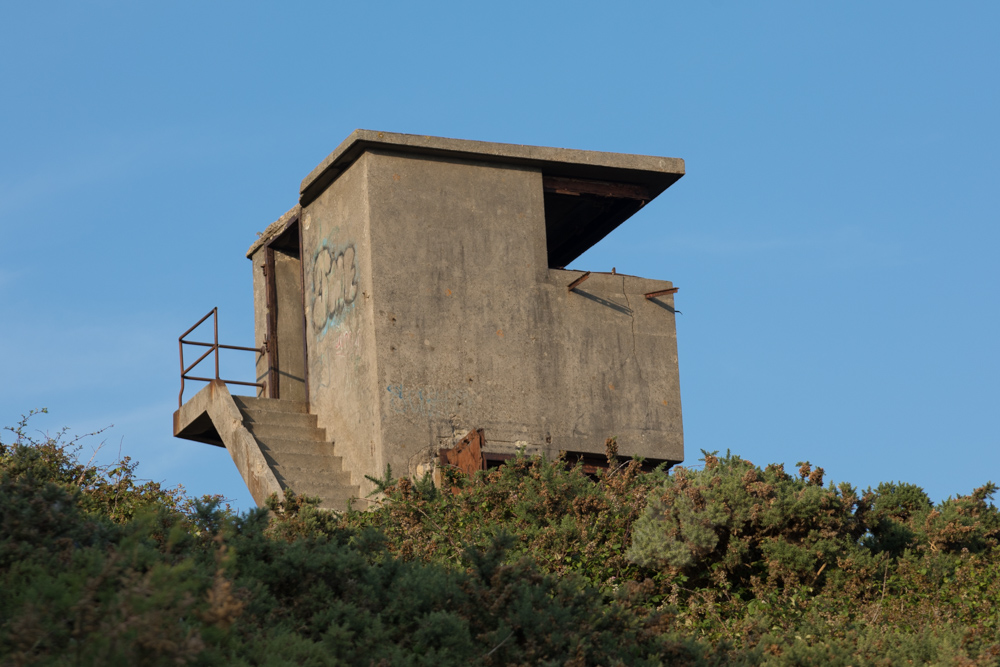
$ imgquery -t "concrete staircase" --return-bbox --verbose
[232,395,359,511]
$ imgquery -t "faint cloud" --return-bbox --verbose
[82,399,176,434]
[809,225,909,271]
[0,268,19,291]
[0,148,140,217]
[662,234,807,256]
[0,314,173,401]
[656,226,908,270]
[0,128,212,218]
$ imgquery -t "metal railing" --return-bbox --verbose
[178,307,264,407]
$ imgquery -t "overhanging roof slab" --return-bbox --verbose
[301,129,684,206]
[299,129,685,267]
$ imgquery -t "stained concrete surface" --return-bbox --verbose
[190,131,686,503]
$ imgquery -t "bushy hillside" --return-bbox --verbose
[2,413,999,665]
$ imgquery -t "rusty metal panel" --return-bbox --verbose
[439,428,486,476]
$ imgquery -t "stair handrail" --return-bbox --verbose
[178,307,265,407]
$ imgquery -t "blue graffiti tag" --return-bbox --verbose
[385,383,470,419]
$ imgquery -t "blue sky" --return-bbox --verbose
[2,2,997,511]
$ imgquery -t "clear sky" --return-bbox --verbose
[2,2,997,512]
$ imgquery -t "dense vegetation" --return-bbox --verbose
[2,413,999,665]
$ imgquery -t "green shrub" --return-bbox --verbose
[3,412,999,665]
[626,452,874,595]
[0,414,689,665]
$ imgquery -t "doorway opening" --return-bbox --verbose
[263,219,308,402]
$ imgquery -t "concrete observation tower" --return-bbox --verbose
[173,130,685,508]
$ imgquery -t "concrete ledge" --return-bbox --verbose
[300,129,685,207]
[246,204,301,259]
[173,381,284,507]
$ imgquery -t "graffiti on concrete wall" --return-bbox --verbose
[310,240,359,339]
[386,383,470,419]
[333,329,360,358]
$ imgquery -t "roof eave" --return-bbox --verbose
[299,129,685,208]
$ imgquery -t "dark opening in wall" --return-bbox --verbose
[263,220,307,402]
[542,175,653,268]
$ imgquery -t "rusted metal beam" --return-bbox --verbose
[183,346,216,376]
[179,308,218,408]
[213,306,219,380]
[218,343,265,353]
[567,271,591,292]
[178,307,266,407]
[178,338,185,409]
[182,375,219,384]
[543,175,650,201]
[264,247,280,398]
[178,308,217,341]
[644,287,678,300]
[182,376,263,390]
[216,379,265,388]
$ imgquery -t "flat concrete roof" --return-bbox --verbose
[300,129,685,208]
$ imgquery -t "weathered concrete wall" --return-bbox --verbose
[252,245,268,396]
[360,152,683,485]
[366,153,551,483]
[543,270,682,461]
[299,154,383,495]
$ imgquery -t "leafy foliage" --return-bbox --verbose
[0,415,685,665]
[2,413,999,665]
[337,449,1000,665]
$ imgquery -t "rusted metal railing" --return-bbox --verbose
[178,308,264,407]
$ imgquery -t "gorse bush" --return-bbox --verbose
[337,451,1000,665]
[0,413,686,665]
[335,449,662,587]
[1,412,999,665]
[628,453,880,594]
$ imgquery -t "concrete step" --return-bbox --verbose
[239,408,318,429]
[262,450,347,473]
[246,423,325,443]
[232,395,308,414]
[272,466,355,488]
[257,437,336,456]
[229,394,358,511]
